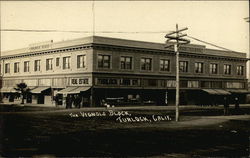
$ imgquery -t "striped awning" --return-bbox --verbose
[30,87,50,94]
[67,87,90,94]
[202,89,231,95]
[57,87,78,94]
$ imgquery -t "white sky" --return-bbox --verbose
[0,1,249,62]
[1,1,249,52]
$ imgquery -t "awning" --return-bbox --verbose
[213,89,231,95]
[57,87,78,94]
[202,89,231,95]
[0,87,17,93]
[67,87,90,94]
[202,89,218,95]
[31,87,50,94]
[28,86,37,90]
[229,89,250,94]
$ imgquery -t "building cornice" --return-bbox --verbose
[1,44,93,60]
[0,40,247,62]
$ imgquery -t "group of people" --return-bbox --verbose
[223,97,240,115]
[65,95,82,109]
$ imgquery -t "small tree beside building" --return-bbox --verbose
[14,83,30,104]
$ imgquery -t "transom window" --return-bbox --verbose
[46,58,53,71]
[195,62,203,73]
[120,56,132,70]
[77,55,86,68]
[14,62,20,73]
[63,56,71,69]
[160,59,170,71]
[24,61,30,72]
[236,65,244,75]
[141,57,152,71]
[210,63,218,74]
[179,61,188,72]
[98,54,111,68]
[34,60,41,71]
[97,78,118,85]
[224,64,231,75]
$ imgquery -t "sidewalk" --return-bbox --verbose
[1,102,250,111]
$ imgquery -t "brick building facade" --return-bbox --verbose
[0,36,248,106]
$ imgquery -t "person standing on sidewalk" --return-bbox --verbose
[223,97,229,115]
[234,97,240,114]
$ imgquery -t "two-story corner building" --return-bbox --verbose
[0,36,249,107]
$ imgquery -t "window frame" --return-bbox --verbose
[34,60,41,72]
[236,65,244,76]
[63,56,71,69]
[194,62,204,73]
[209,63,218,74]
[223,64,231,75]
[179,61,188,73]
[77,55,86,69]
[97,54,111,69]
[14,62,20,73]
[120,56,133,70]
[160,59,170,72]
[46,58,53,71]
[140,57,153,71]
[24,61,30,72]
[5,63,10,74]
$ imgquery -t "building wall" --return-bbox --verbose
[1,48,93,88]
[93,48,246,80]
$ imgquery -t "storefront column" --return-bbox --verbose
[90,87,95,107]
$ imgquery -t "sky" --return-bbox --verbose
[0,1,249,76]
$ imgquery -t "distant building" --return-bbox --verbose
[0,36,249,106]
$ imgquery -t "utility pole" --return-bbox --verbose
[165,24,190,121]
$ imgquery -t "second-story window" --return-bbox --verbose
[210,63,218,74]
[46,58,53,71]
[236,65,244,75]
[56,57,60,67]
[98,54,111,68]
[77,55,86,68]
[63,56,71,69]
[160,59,170,71]
[141,57,152,71]
[5,63,10,73]
[179,61,188,72]
[24,61,30,72]
[34,60,41,71]
[195,62,203,73]
[14,62,20,73]
[120,56,132,70]
[224,64,231,75]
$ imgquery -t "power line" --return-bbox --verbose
[0,29,169,34]
[187,35,237,52]
[1,28,241,53]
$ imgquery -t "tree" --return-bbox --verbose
[14,83,30,104]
